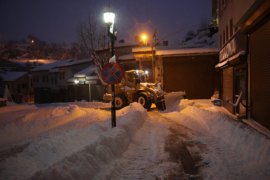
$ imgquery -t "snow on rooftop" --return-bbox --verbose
[32,59,90,72]
[117,53,135,61]
[0,71,27,81]
[132,46,154,53]
[74,65,97,78]
[156,48,219,56]
[9,59,57,66]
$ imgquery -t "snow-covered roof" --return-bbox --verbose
[215,51,246,68]
[132,46,154,53]
[0,71,27,81]
[118,54,135,61]
[156,48,219,56]
[67,65,98,84]
[9,59,57,66]
[32,59,90,72]
[74,65,97,78]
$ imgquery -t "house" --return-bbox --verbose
[0,71,33,103]
[215,0,270,130]
[31,59,92,103]
[118,47,219,99]
[67,65,105,101]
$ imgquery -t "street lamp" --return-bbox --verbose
[103,9,117,128]
[140,33,148,46]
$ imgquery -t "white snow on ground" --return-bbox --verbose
[164,98,270,180]
[0,102,147,179]
[0,92,270,180]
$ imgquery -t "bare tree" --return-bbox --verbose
[78,15,110,70]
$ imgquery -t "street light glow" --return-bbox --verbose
[140,33,148,45]
[74,79,79,84]
[103,11,115,24]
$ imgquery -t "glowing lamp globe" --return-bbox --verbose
[103,11,115,24]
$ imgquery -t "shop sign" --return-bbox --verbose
[219,33,247,62]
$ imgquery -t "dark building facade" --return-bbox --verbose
[216,0,270,129]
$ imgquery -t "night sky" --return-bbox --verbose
[0,0,212,43]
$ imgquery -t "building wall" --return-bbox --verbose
[32,62,91,103]
[32,62,91,90]
[218,0,270,130]
[222,67,234,113]
[6,74,33,103]
[162,54,218,99]
[218,0,255,48]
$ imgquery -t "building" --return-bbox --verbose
[67,65,105,101]
[31,59,92,103]
[216,0,270,130]
[119,47,219,99]
[0,71,33,103]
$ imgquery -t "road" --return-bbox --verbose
[96,93,203,180]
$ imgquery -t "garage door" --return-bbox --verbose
[250,19,270,129]
[163,55,218,99]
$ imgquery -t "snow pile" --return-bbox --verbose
[163,91,186,112]
[168,99,270,180]
[0,103,147,180]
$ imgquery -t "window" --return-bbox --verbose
[17,84,21,93]
[220,35,223,47]
[230,18,233,37]
[22,83,26,89]
[59,72,65,80]
[42,76,46,82]
[226,25,229,42]
[223,30,225,46]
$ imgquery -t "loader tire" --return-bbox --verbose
[136,93,152,110]
[115,94,128,110]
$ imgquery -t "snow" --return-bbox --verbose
[156,48,219,56]
[165,98,270,179]
[0,102,147,179]
[32,59,90,72]
[117,53,135,61]
[0,93,269,179]
[9,59,57,66]
[74,65,97,78]
[216,50,246,68]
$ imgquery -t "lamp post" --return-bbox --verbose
[104,9,117,128]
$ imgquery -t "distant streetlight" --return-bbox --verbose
[103,8,117,128]
[140,33,148,46]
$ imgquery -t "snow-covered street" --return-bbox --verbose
[0,92,270,180]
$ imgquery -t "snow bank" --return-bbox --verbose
[0,103,147,180]
[169,100,270,180]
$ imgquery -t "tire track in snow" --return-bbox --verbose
[97,111,185,180]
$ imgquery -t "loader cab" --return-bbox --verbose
[125,70,149,86]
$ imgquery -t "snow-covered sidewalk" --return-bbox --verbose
[163,98,270,180]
